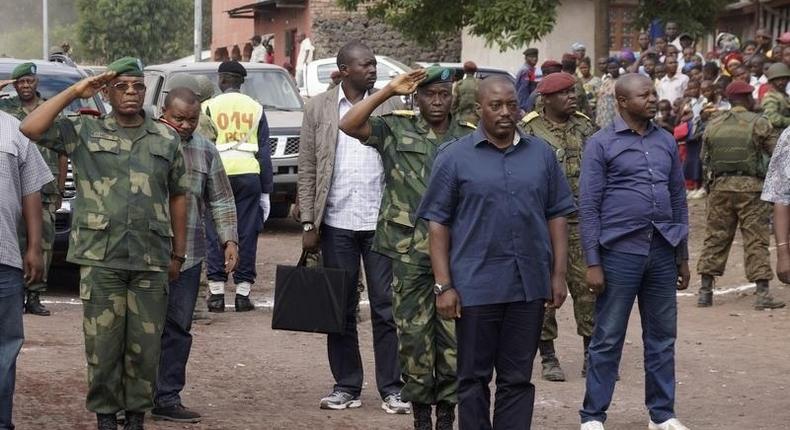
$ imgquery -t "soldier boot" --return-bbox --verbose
[754,280,786,310]
[207,294,225,313]
[435,402,455,430]
[97,413,117,430]
[235,294,255,312]
[539,340,566,382]
[25,290,51,316]
[697,275,714,307]
[412,403,432,430]
[581,336,591,377]
[123,411,144,430]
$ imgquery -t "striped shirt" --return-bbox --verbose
[0,111,54,269]
[181,132,238,270]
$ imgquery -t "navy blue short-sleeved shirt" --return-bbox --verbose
[417,127,576,306]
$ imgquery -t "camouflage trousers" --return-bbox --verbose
[697,190,773,281]
[541,225,595,341]
[392,260,457,405]
[79,266,168,413]
[18,200,57,293]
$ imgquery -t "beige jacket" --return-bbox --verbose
[297,85,403,228]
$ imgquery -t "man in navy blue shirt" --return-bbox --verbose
[578,74,690,430]
[418,76,575,430]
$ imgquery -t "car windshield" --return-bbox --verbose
[172,70,303,111]
[0,71,100,113]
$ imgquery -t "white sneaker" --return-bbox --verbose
[381,393,411,414]
[649,418,690,430]
[581,421,605,430]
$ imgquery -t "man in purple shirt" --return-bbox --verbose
[578,74,690,430]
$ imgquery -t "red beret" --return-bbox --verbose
[541,60,562,69]
[537,72,577,95]
[725,80,754,98]
[723,52,743,66]
[561,53,577,63]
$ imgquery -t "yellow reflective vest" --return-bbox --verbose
[203,92,263,176]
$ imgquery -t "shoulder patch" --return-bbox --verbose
[522,111,540,124]
[460,121,477,129]
[574,111,591,121]
[385,109,416,117]
[77,108,102,117]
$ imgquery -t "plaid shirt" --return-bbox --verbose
[181,132,238,270]
[0,111,54,269]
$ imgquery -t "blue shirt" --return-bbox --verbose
[579,115,689,266]
[516,65,537,112]
[417,128,575,306]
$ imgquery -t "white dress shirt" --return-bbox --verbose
[322,86,385,231]
[250,45,266,63]
[657,73,690,104]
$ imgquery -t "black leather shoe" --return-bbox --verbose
[235,294,255,312]
[97,413,117,430]
[151,403,201,423]
[25,291,51,316]
[207,293,225,313]
[123,411,144,430]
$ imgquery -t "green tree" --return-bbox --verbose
[338,0,737,51]
[76,0,211,65]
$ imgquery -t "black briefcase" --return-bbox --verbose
[272,252,351,335]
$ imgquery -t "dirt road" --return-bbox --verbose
[13,199,790,429]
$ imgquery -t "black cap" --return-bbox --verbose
[523,48,539,56]
[251,35,261,43]
[218,60,247,77]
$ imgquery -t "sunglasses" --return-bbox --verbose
[110,82,146,92]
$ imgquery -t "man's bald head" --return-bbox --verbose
[476,76,516,103]
[615,73,658,121]
[164,87,199,109]
[615,73,653,98]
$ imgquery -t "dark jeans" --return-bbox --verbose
[320,224,402,398]
[581,237,678,424]
[456,300,545,430]
[206,173,262,285]
[155,264,202,408]
[0,265,24,430]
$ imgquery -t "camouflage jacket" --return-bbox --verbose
[520,110,595,201]
[37,112,188,271]
[198,112,218,142]
[702,106,777,193]
[0,96,63,202]
[451,77,479,124]
[363,111,476,267]
[760,88,790,129]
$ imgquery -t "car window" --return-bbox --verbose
[377,63,398,79]
[317,63,337,84]
[169,70,303,111]
[0,72,100,113]
[144,73,163,104]
[385,58,411,73]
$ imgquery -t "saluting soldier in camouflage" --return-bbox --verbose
[520,72,596,382]
[0,62,68,316]
[19,57,189,430]
[760,63,790,129]
[341,66,475,430]
[698,80,785,310]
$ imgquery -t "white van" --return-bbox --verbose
[300,55,411,98]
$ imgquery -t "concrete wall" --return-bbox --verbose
[211,0,255,51]
[461,0,597,75]
[255,6,312,66]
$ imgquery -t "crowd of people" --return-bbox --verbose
[1,21,790,430]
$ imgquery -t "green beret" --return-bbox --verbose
[11,62,37,80]
[107,57,144,77]
[418,66,461,88]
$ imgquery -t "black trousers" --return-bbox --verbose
[320,225,402,398]
[457,299,545,430]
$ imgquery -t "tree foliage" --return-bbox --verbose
[76,0,211,65]
[338,0,738,51]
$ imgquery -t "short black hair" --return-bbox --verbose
[219,72,244,89]
[164,87,199,109]
[336,40,373,69]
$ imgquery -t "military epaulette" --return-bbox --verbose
[76,107,102,117]
[574,111,591,121]
[521,111,540,124]
[385,110,416,117]
[460,120,477,129]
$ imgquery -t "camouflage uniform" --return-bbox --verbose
[451,77,478,124]
[760,88,790,129]
[520,111,596,341]
[698,107,776,282]
[38,112,188,413]
[362,111,475,405]
[0,96,63,294]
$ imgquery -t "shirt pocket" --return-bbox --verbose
[144,219,173,267]
[87,132,121,155]
[396,132,428,154]
[380,205,416,254]
[187,155,209,196]
[148,142,175,185]
[71,212,110,261]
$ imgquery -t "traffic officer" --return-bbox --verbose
[0,62,67,316]
[19,57,189,430]
[451,61,478,124]
[760,63,790,129]
[697,80,785,310]
[520,72,596,382]
[202,61,272,312]
[340,66,476,430]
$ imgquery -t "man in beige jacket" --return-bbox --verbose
[297,41,407,414]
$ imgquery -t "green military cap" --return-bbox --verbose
[11,62,37,80]
[107,57,144,77]
[765,63,790,81]
[418,66,462,88]
[164,74,201,95]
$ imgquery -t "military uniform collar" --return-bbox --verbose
[416,113,459,135]
[101,111,164,135]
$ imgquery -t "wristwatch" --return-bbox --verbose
[303,222,315,232]
[170,252,187,264]
[434,282,452,295]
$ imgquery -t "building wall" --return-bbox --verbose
[255,6,312,66]
[212,0,255,51]
[461,0,597,75]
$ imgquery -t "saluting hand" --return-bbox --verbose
[0,79,16,90]
[70,71,117,99]
[386,69,427,95]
